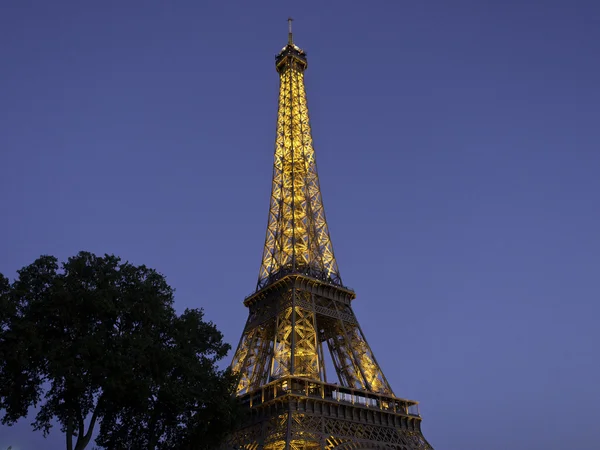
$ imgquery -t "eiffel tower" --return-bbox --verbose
[225,20,434,450]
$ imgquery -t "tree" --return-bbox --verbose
[0,252,241,450]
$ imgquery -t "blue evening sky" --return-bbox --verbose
[1,1,598,449]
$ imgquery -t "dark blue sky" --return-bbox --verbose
[1,1,599,449]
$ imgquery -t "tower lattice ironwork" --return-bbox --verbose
[225,20,434,450]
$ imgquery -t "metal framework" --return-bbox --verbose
[226,21,434,450]
[257,22,340,291]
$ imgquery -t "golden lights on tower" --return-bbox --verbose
[257,20,341,291]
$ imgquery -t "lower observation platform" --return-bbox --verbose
[224,376,433,449]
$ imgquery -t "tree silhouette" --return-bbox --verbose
[0,252,240,450]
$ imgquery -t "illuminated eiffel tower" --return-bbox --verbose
[226,20,434,450]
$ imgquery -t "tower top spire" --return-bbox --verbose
[288,17,293,45]
[276,17,306,72]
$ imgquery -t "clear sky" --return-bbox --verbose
[1,1,599,449]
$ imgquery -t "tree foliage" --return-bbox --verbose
[0,252,241,450]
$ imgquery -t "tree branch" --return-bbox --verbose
[66,416,73,450]
[77,408,84,441]
[74,398,102,450]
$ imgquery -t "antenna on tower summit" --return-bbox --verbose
[288,17,293,45]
